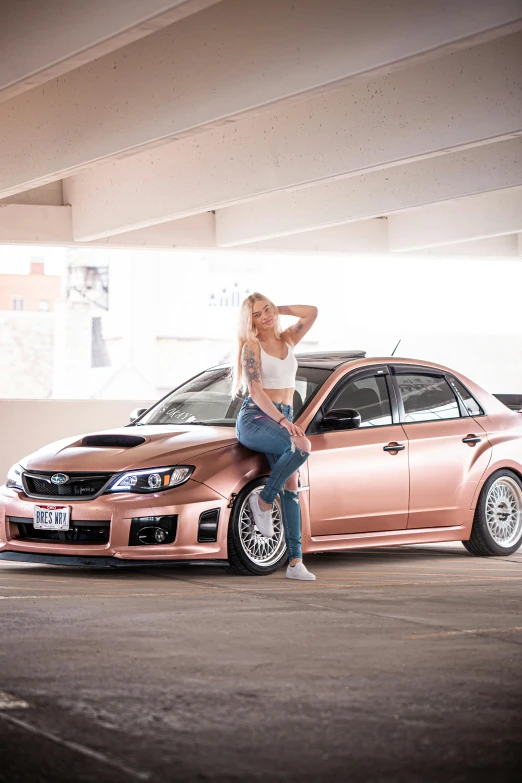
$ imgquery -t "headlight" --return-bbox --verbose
[106,466,194,494]
[6,463,24,490]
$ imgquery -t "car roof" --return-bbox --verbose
[209,350,367,373]
[295,350,366,370]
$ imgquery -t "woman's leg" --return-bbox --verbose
[264,455,302,565]
[257,427,310,506]
[237,412,310,508]
[280,471,302,566]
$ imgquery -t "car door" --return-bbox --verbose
[391,366,491,529]
[307,367,409,536]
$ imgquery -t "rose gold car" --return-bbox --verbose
[2,352,522,575]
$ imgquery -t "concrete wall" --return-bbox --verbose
[0,398,154,482]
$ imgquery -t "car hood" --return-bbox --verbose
[21,425,237,474]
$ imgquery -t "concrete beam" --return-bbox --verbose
[64,34,522,241]
[0,182,64,207]
[0,205,72,244]
[215,138,522,246]
[2,1,522,198]
[0,204,215,248]
[88,213,216,249]
[388,188,522,251]
[0,0,222,102]
[414,235,521,257]
[235,220,388,254]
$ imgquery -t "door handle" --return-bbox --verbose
[383,443,405,452]
[462,435,481,444]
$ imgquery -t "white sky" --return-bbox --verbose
[1,244,522,339]
[1,244,522,391]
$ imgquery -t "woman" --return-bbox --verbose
[233,292,318,581]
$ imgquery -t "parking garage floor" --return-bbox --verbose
[0,543,521,783]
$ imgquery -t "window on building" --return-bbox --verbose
[91,317,111,368]
[38,300,50,312]
[12,297,24,311]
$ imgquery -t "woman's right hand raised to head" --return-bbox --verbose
[279,418,305,437]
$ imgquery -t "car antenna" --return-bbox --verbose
[391,339,401,356]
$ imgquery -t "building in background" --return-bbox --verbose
[0,261,62,398]
[0,260,60,312]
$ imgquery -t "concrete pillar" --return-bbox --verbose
[52,300,92,398]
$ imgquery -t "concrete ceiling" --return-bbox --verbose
[0,0,521,257]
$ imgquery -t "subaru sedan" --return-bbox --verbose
[1,351,521,575]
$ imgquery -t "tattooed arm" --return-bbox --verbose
[278,305,318,347]
[241,341,290,421]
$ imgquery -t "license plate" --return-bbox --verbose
[34,505,71,531]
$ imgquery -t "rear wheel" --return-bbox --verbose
[227,478,288,575]
[463,469,522,556]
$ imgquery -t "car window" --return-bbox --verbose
[396,373,460,422]
[448,376,484,416]
[328,374,392,427]
[137,366,331,426]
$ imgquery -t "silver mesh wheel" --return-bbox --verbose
[238,487,287,567]
[485,476,522,548]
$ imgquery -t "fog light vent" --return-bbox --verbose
[198,509,220,543]
[129,515,177,546]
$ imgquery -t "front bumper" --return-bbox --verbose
[0,479,231,563]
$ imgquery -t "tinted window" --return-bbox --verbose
[137,366,331,426]
[448,377,484,416]
[329,374,392,427]
[396,373,460,422]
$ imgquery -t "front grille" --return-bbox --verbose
[23,473,112,499]
[9,517,110,544]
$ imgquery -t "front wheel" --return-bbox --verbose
[463,469,522,556]
[227,478,288,575]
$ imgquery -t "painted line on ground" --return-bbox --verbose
[2,575,522,599]
[403,626,522,640]
[0,712,150,780]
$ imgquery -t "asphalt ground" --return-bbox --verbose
[0,543,521,783]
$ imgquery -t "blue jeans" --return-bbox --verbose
[235,397,310,561]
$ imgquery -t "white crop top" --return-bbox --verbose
[259,342,298,389]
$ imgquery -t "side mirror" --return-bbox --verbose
[130,407,148,423]
[322,408,361,431]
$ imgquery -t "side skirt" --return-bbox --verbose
[305,525,467,553]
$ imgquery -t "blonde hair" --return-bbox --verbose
[231,292,282,397]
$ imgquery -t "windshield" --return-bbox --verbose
[136,366,331,427]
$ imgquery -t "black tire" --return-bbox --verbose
[463,469,522,557]
[227,477,288,575]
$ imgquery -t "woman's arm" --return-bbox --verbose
[278,304,318,347]
[241,342,304,435]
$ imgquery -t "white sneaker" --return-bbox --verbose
[286,562,316,581]
[248,493,274,537]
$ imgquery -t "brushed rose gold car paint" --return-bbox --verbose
[2,356,522,568]
[307,425,409,535]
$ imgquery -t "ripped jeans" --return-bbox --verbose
[235,397,310,561]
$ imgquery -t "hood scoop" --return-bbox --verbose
[81,434,146,449]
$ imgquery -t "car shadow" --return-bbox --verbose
[0,543,478,582]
